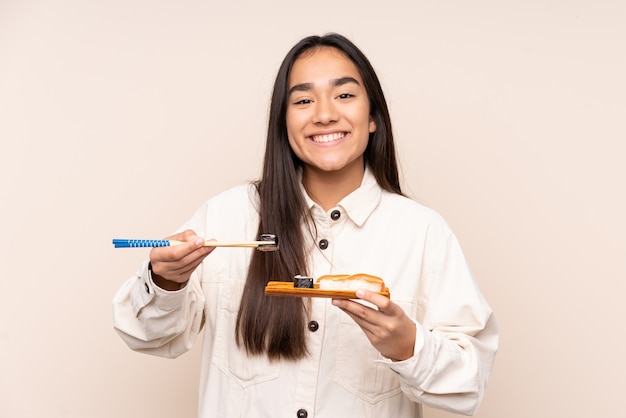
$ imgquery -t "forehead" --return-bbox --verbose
[289,47,363,86]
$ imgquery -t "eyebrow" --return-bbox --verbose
[288,76,361,96]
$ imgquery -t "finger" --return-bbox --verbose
[355,289,395,314]
[150,234,214,282]
[155,238,206,261]
[160,255,204,279]
[333,298,382,328]
[168,229,201,242]
[153,245,212,272]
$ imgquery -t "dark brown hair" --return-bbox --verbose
[235,33,402,360]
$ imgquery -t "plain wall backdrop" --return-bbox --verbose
[1,1,624,417]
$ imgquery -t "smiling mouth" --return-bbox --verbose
[310,132,347,143]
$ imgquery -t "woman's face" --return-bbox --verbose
[286,47,376,177]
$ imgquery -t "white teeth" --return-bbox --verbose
[311,132,346,143]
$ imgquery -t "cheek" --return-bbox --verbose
[353,103,375,132]
[286,111,303,137]
[286,130,304,159]
[287,134,297,151]
[285,113,296,141]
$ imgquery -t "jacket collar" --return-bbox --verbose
[301,166,382,227]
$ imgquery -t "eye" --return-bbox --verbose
[337,93,354,100]
[293,98,312,105]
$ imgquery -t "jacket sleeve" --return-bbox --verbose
[382,232,499,416]
[112,259,206,359]
[111,184,258,359]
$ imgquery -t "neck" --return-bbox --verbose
[302,160,365,211]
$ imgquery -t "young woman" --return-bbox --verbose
[113,33,498,418]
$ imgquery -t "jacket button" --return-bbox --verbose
[318,239,328,250]
[308,321,319,332]
[330,209,341,220]
[297,409,308,418]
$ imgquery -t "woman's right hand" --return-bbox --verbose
[149,229,216,290]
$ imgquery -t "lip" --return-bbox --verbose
[307,131,349,144]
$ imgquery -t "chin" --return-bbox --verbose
[303,155,364,174]
[310,161,347,172]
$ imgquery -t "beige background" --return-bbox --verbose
[1,1,624,417]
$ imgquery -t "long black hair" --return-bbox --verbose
[235,33,402,360]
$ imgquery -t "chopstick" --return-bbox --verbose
[112,235,278,251]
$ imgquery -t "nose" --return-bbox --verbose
[312,97,338,125]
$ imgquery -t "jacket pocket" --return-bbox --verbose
[211,281,280,388]
[334,304,408,404]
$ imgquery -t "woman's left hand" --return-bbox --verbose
[332,289,417,361]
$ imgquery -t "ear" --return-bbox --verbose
[369,115,377,133]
